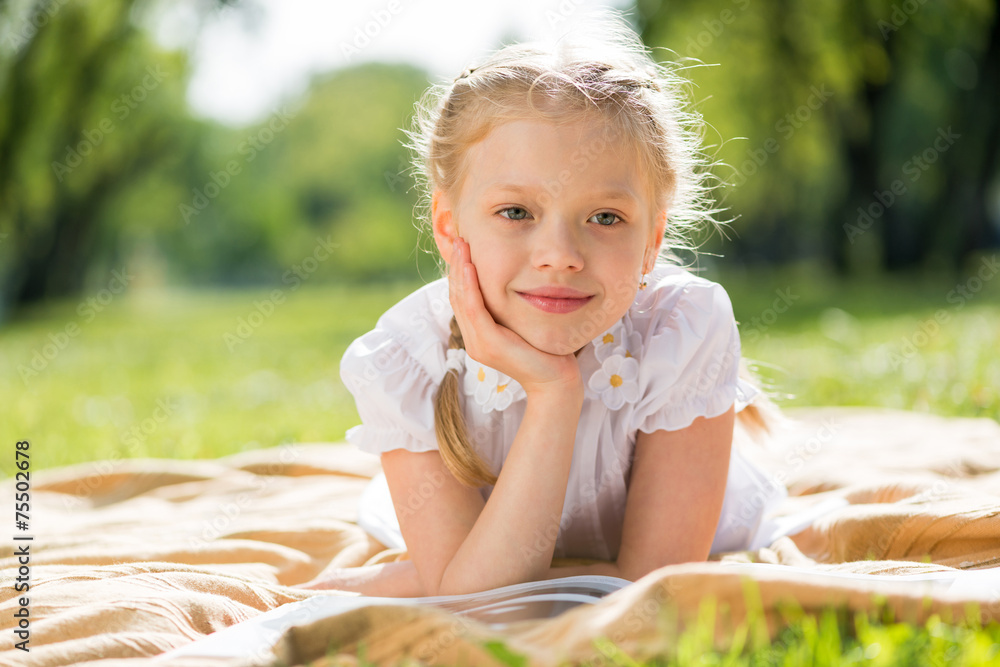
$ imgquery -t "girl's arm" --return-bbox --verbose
[301,407,732,597]
[381,388,583,597]
[361,236,586,598]
[614,406,735,581]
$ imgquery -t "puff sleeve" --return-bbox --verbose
[340,330,443,455]
[339,280,454,456]
[630,276,743,434]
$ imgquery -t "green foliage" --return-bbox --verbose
[0,0,200,316]
[638,0,999,272]
[158,62,435,287]
[0,1,437,322]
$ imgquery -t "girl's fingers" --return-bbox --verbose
[448,237,582,391]
[452,239,488,351]
[448,239,466,319]
[450,237,498,356]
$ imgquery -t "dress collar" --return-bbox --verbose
[454,317,643,413]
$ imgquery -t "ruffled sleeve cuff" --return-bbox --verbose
[346,424,441,456]
[734,376,761,412]
[631,276,745,433]
[339,329,442,456]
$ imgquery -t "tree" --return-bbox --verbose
[636,0,999,273]
[0,0,228,323]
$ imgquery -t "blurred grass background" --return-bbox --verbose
[2,262,997,475]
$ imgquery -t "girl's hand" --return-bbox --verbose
[449,237,583,399]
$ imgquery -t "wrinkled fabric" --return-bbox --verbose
[2,407,999,667]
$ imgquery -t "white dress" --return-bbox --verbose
[341,263,787,560]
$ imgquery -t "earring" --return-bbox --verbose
[638,274,648,290]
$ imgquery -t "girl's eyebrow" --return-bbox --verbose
[485,183,641,203]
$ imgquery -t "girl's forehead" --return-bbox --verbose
[459,118,651,201]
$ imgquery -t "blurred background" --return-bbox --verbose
[1,0,998,471]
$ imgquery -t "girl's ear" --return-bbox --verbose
[644,209,669,273]
[432,189,458,264]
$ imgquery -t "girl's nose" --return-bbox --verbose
[530,216,585,271]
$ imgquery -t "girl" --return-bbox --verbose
[301,13,785,597]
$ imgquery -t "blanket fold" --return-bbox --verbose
[2,407,999,666]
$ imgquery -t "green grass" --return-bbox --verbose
[0,280,418,473]
[1,264,998,474]
[582,602,1000,667]
[714,262,1000,420]
[2,266,998,665]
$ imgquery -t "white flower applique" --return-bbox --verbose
[592,322,642,363]
[462,357,526,413]
[588,353,640,411]
[588,321,643,410]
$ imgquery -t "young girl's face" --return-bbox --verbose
[434,116,667,356]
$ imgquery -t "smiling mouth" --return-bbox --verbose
[516,291,594,314]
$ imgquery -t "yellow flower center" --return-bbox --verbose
[625,350,632,358]
[497,383,507,393]
[602,333,615,344]
[609,374,623,388]
[477,367,485,382]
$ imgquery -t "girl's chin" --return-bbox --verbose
[516,329,588,357]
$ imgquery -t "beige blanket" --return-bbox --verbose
[2,407,999,666]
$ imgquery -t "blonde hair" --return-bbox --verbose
[405,11,774,488]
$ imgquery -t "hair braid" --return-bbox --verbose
[433,316,499,488]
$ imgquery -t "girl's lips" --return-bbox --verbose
[517,291,594,314]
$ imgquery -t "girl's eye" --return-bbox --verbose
[498,207,530,221]
[590,212,621,226]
